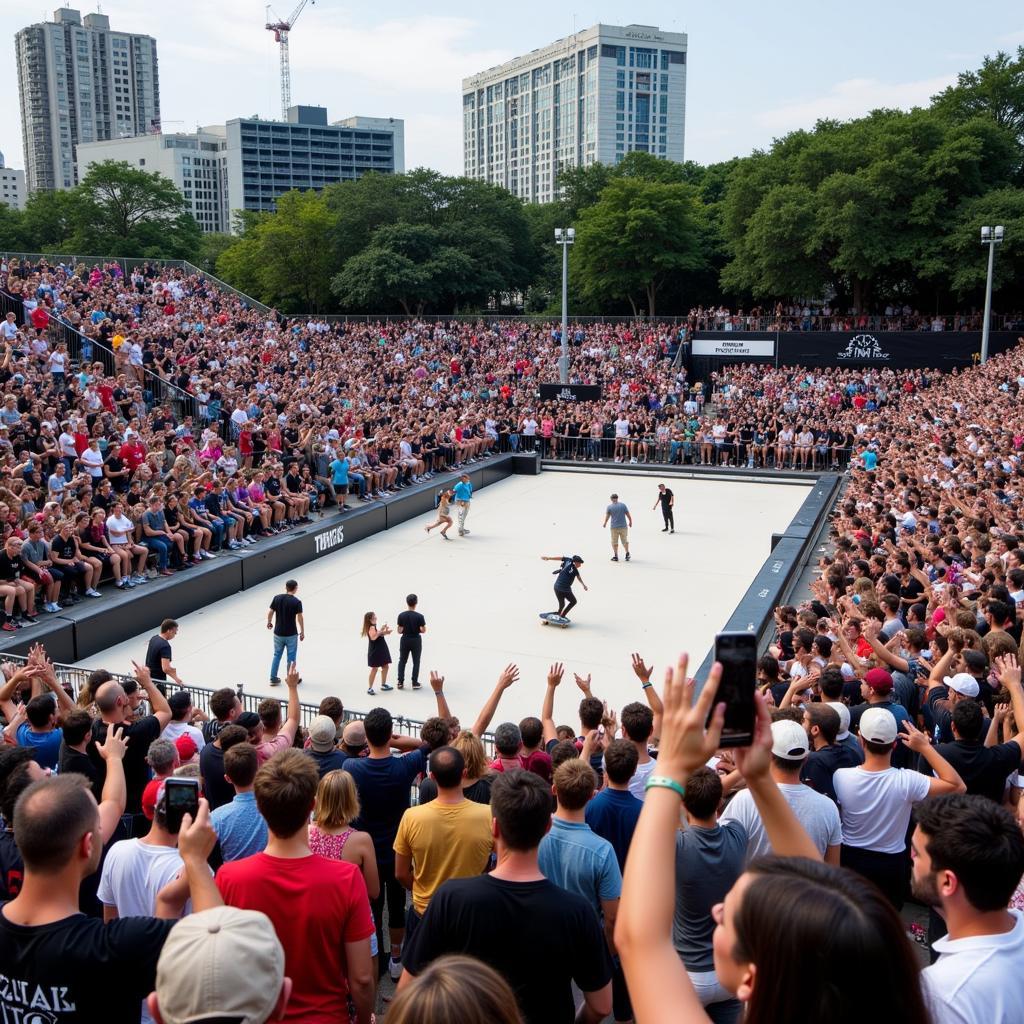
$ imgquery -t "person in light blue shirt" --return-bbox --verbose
[209,743,268,863]
[452,474,473,536]
[858,445,878,472]
[540,758,625,1019]
[539,759,621,928]
[329,455,351,509]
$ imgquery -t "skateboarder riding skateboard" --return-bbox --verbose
[541,554,587,621]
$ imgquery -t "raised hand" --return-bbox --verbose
[497,664,519,690]
[734,692,773,782]
[574,672,593,696]
[898,718,930,754]
[177,798,218,863]
[547,662,564,689]
[286,663,301,689]
[631,653,653,684]
[429,670,445,693]
[131,660,152,687]
[656,654,724,781]
[995,653,1021,689]
[97,723,129,762]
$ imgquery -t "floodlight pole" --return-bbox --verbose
[555,228,575,384]
[980,225,1004,364]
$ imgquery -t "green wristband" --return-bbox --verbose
[641,682,653,690]
[645,775,686,799]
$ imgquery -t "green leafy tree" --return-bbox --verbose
[71,160,197,255]
[573,178,704,315]
[932,47,1024,145]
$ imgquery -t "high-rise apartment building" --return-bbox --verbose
[0,153,27,211]
[77,106,404,233]
[463,23,686,203]
[15,7,160,193]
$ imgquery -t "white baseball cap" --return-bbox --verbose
[859,707,898,745]
[943,673,980,698]
[826,701,852,741]
[770,720,809,762]
[154,906,285,1024]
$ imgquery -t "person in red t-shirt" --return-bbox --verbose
[215,749,375,1023]
[119,437,147,471]
[30,306,49,333]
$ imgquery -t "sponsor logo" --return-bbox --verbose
[314,525,345,554]
[625,31,663,39]
[836,334,890,361]
[556,387,576,401]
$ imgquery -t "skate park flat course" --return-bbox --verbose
[79,472,810,724]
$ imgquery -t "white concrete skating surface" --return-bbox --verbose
[78,472,810,726]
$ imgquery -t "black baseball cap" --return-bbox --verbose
[572,555,584,564]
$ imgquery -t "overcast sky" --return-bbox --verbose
[1,1,1021,176]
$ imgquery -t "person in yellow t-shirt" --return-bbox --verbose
[394,745,493,931]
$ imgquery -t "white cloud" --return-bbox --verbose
[755,74,958,134]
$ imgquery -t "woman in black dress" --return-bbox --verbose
[362,611,393,696]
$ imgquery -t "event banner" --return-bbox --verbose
[692,336,776,358]
[776,331,991,368]
[538,383,603,402]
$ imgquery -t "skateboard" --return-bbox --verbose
[539,612,571,628]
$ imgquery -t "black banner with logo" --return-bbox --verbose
[689,331,1019,380]
[539,383,603,402]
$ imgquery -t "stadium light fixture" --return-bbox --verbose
[554,228,576,384]
[980,224,1004,364]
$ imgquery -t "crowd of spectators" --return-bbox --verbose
[0,254,1023,1022]
[686,302,1024,334]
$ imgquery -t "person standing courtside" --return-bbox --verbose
[397,593,426,691]
[603,493,633,562]
[267,579,304,687]
[652,484,675,533]
[453,473,473,537]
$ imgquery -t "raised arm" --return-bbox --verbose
[631,653,663,741]
[900,720,966,795]
[39,655,75,717]
[735,691,824,861]
[993,655,1024,754]
[471,664,519,737]
[428,671,452,722]
[96,724,128,842]
[0,666,32,723]
[279,663,302,745]
[616,653,727,1024]
[131,661,172,729]
[541,662,564,746]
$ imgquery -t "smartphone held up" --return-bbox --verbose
[708,631,757,748]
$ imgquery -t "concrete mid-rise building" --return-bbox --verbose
[15,7,160,193]
[224,106,404,218]
[0,153,27,211]
[462,23,687,203]
[77,106,404,233]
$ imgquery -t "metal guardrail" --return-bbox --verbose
[0,652,497,756]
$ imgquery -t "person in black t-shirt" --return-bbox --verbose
[88,665,172,817]
[145,618,183,685]
[541,554,588,619]
[0,767,221,1024]
[652,483,675,533]
[396,593,426,690]
[267,579,304,686]
[400,770,612,1024]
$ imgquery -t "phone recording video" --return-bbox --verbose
[709,631,757,747]
[163,778,200,834]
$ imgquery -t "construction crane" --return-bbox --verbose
[265,0,315,121]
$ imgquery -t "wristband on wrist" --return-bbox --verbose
[641,682,653,689]
[645,775,686,799]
